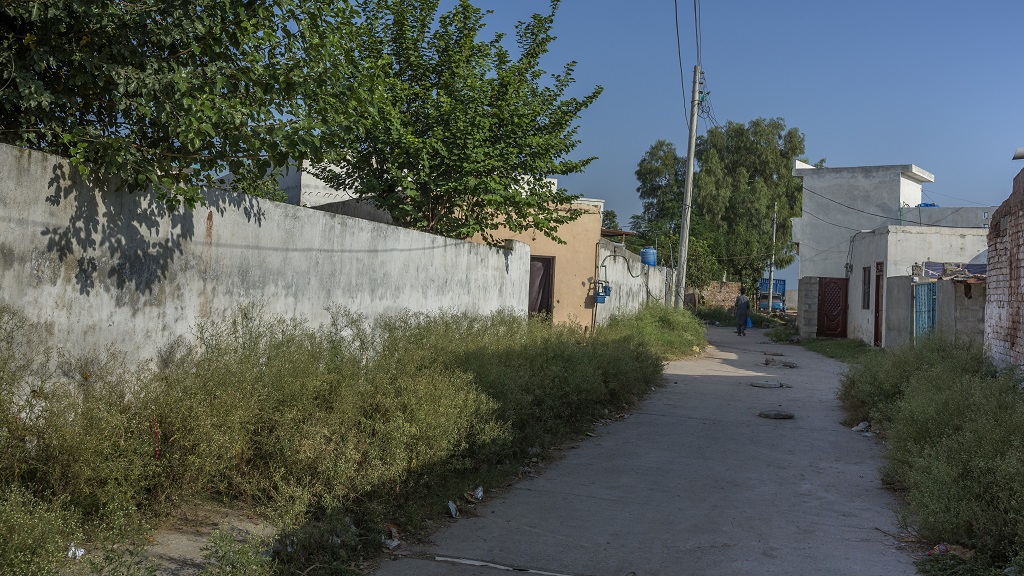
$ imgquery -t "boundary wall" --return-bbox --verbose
[0,144,529,363]
[594,240,672,326]
[985,168,1024,368]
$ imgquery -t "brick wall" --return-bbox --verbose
[699,281,743,309]
[984,168,1024,368]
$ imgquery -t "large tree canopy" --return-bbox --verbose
[629,118,820,289]
[1,0,360,207]
[693,117,821,285]
[627,139,718,289]
[310,0,602,242]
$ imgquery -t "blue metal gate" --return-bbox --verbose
[914,282,936,339]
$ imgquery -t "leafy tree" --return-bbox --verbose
[601,209,620,230]
[627,140,719,288]
[693,117,822,285]
[310,0,602,242]
[1,0,360,208]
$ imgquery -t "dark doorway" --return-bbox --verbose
[529,256,554,316]
[816,277,848,338]
[873,267,884,346]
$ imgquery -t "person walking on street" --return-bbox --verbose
[735,286,750,336]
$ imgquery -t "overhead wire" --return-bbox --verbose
[802,186,988,229]
[672,0,689,133]
[693,0,702,67]
[921,189,995,207]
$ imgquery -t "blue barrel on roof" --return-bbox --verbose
[640,247,657,266]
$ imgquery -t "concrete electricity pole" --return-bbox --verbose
[674,64,701,308]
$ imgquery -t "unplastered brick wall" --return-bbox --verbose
[700,281,743,309]
[984,168,1024,368]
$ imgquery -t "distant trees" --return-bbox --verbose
[629,118,821,288]
[628,139,717,289]
[602,209,620,230]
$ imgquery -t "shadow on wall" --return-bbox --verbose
[37,161,266,296]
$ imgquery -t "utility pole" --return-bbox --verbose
[674,64,701,308]
[767,201,777,311]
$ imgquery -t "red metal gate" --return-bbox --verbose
[817,277,848,338]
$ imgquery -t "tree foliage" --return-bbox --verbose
[601,209,620,230]
[627,140,718,289]
[629,118,820,290]
[0,0,360,208]
[310,0,602,242]
[693,117,821,285]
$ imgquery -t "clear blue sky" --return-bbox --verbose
[473,1,1024,279]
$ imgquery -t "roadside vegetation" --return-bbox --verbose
[837,336,1024,575]
[695,304,786,331]
[0,302,703,575]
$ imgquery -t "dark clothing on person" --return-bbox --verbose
[735,294,750,336]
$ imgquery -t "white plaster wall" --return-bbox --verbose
[594,240,672,326]
[885,276,915,349]
[793,164,934,281]
[847,226,987,347]
[847,230,889,345]
[0,144,530,363]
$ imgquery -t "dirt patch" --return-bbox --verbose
[146,505,272,575]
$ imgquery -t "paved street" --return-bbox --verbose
[371,326,917,576]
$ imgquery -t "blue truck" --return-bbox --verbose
[757,278,786,313]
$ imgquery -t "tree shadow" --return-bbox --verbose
[38,161,266,296]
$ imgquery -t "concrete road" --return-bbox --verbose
[371,326,916,576]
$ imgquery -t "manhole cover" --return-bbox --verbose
[758,410,794,419]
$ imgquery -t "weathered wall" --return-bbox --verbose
[885,276,914,348]
[594,239,672,326]
[699,281,743,310]
[485,199,604,329]
[937,280,985,344]
[846,226,987,347]
[0,144,529,363]
[798,276,820,338]
[984,168,1024,368]
[792,163,935,281]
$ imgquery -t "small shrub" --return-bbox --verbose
[886,371,1024,558]
[695,305,733,325]
[0,486,82,576]
[765,323,798,343]
[603,303,706,360]
[199,528,275,576]
[837,337,990,426]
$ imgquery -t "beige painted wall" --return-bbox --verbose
[482,201,603,329]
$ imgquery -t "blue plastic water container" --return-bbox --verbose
[640,247,657,266]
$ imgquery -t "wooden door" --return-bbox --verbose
[817,277,848,338]
[528,256,554,316]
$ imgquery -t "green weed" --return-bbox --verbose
[836,336,1024,569]
[0,486,82,576]
[602,303,706,360]
[0,302,682,573]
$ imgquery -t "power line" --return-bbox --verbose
[921,188,995,207]
[802,186,988,229]
[672,0,689,133]
[801,207,862,232]
[692,0,702,67]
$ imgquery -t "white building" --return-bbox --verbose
[791,162,994,345]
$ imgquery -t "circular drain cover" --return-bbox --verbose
[758,410,794,419]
